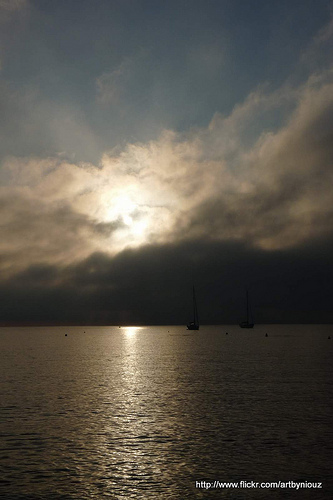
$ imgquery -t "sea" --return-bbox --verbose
[0,324,332,499]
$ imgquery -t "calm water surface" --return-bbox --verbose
[0,325,332,499]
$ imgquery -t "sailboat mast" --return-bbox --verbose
[246,289,249,323]
[193,286,197,324]
[187,286,199,330]
[239,288,254,328]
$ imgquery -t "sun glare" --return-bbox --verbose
[123,326,143,337]
[123,214,133,226]
[106,194,137,222]
[98,190,153,248]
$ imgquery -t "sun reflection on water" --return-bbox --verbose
[123,326,143,338]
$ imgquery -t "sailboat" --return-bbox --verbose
[187,286,199,330]
[239,289,254,328]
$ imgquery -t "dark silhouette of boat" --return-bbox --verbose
[239,289,254,328]
[187,286,199,330]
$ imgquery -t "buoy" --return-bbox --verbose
[65,334,67,337]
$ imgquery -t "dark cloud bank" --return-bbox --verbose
[1,236,332,326]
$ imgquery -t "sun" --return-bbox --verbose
[105,194,136,221]
[100,191,151,248]
[92,176,173,252]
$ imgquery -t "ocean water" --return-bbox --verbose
[0,324,332,499]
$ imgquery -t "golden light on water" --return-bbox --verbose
[123,326,143,337]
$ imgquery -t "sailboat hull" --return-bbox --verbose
[239,322,254,329]
[187,323,199,330]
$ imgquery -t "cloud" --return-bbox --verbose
[0,80,102,163]
[302,14,333,54]
[96,60,131,106]
[0,157,125,276]
[1,61,333,277]
[0,0,27,15]
[96,63,128,104]
[95,53,149,107]
[2,236,333,325]
[0,0,27,9]
[98,68,333,251]
[1,9,333,279]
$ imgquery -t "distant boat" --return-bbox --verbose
[187,286,199,330]
[239,289,254,328]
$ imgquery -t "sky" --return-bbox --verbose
[1,0,333,325]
